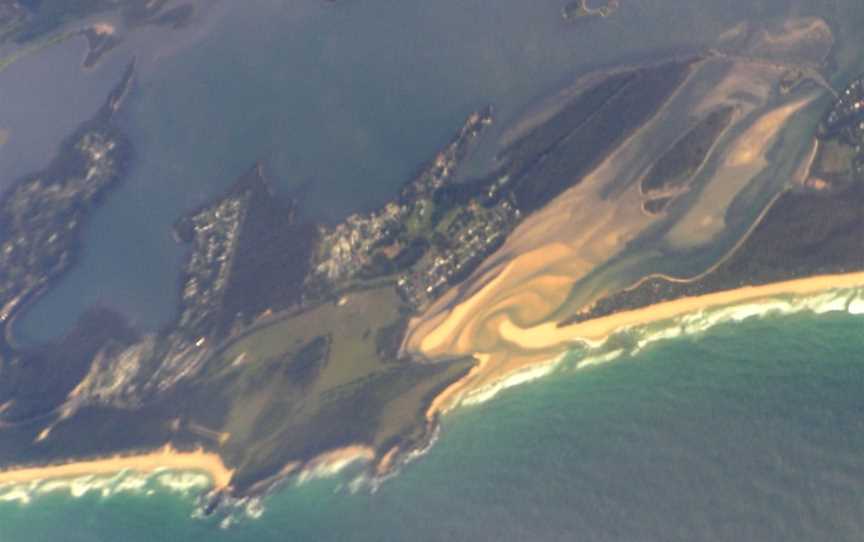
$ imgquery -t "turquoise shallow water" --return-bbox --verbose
[2,308,863,541]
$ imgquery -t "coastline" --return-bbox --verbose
[1,273,863,500]
[0,445,234,491]
[503,271,864,348]
[0,442,384,504]
[424,271,864,416]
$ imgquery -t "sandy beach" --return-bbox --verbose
[500,272,864,349]
[423,271,864,416]
[0,445,234,490]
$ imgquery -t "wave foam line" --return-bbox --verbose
[499,273,864,350]
[0,444,233,502]
[460,352,566,407]
[0,469,212,505]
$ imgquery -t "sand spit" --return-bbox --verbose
[0,445,234,490]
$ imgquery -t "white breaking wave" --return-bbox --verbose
[576,349,625,369]
[295,454,372,486]
[848,291,864,315]
[452,286,864,409]
[211,495,265,529]
[648,287,862,345]
[2,286,861,524]
[578,286,864,368]
[460,353,567,407]
[0,469,210,506]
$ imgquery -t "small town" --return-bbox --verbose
[309,106,503,308]
[825,78,864,139]
[175,192,246,338]
[396,198,519,308]
[822,75,864,176]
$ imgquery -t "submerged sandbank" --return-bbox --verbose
[0,445,234,490]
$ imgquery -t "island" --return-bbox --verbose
[80,23,122,69]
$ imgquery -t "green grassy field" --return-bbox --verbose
[185,287,472,491]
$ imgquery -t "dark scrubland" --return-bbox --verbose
[502,59,698,213]
[0,308,138,423]
[220,171,318,331]
[640,105,735,194]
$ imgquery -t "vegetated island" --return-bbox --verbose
[0,44,862,516]
[640,105,737,215]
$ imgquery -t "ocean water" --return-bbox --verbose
[2,302,863,541]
